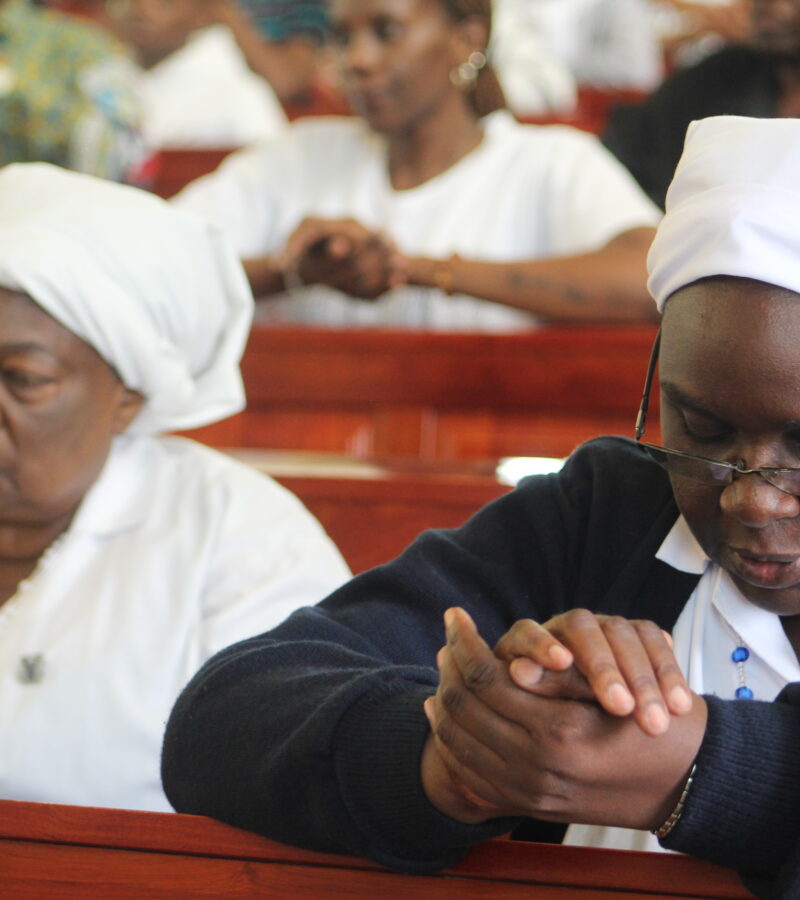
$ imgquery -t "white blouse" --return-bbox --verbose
[174,111,661,331]
[0,434,349,812]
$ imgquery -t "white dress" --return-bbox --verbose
[0,434,350,812]
[173,110,661,331]
[519,0,664,91]
[137,25,287,151]
[564,515,800,853]
[490,0,577,116]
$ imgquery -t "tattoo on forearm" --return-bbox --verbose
[507,268,589,305]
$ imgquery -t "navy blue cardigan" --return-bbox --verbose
[162,438,800,897]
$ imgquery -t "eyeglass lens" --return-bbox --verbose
[642,445,800,495]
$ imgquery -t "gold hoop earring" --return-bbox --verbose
[449,50,487,89]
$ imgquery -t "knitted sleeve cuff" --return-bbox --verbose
[661,694,800,877]
[332,681,519,873]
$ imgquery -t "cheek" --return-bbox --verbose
[9,394,121,495]
[660,405,686,449]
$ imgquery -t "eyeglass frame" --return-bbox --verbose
[634,327,800,496]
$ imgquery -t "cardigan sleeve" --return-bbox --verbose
[161,438,683,870]
[161,462,580,869]
[661,690,800,899]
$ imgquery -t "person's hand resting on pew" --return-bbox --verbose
[244,216,398,301]
[422,607,705,832]
[245,214,659,321]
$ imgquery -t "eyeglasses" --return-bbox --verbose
[634,328,800,496]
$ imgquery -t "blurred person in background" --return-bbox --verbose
[209,0,336,110]
[604,0,800,209]
[653,0,750,69]
[0,0,143,180]
[519,0,665,94]
[485,0,577,119]
[107,0,287,150]
[173,0,661,332]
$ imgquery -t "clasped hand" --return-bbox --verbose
[421,608,706,831]
[279,217,405,300]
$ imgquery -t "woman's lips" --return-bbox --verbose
[728,547,800,588]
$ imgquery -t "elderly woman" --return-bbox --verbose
[173,0,661,331]
[0,163,349,812]
[163,115,800,899]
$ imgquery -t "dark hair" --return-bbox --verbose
[435,0,506,117]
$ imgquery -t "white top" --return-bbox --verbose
[138,25,287,151]
[521,0,664,91]
[0,434,350,812]
[651,0,734,68]
[490,0,577,116]
[564,515,800,853]
[173,110,661,331]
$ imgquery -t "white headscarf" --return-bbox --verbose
[648,115,800,312]
[0,163,253,434]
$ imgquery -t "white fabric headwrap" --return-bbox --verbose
[0,163,253,434]
[648,115,800,312]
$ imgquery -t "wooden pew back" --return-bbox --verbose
[233,449,512,572]
[149,148,236,199]
[0,799,756,899]
[185,324,662,461]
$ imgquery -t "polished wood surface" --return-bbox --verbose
[232,448,512,572]
[184,323,661,461]
[150,148,237,199]
[521,86,648,134]
[0,799,755,899]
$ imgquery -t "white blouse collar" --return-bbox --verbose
[656,514,709,575]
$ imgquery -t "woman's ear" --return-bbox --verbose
[451,13,490,61]
[113,387,145,434]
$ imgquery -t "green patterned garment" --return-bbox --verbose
[0,0,143,179]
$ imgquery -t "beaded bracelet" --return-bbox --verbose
[652,763,697,839]
[431,255,459,295]
[282,260,305,293]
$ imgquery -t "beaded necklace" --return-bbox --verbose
[731,631,754,700]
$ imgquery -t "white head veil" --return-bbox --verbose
[648,115,800,311]
[0,163,253,434]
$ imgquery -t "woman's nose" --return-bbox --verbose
[720,472,800,526]
[341,33,381,74]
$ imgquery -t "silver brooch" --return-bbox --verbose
[17,654,45,684]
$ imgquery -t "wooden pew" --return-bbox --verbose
[149,148,237,200]
[232,449,514,573]
[184,324,662,462]
[520,86,648,134]
[146,86,351,200]
[0,798,756,898]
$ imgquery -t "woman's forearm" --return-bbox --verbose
[402,226,659,324]
[242,256,287,298]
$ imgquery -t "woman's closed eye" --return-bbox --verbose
[678,409,733,445]
[331,17,404,49]
[1,367,57,396]
[372,16,405,43]
[329,25,351,48]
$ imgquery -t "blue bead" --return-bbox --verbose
[731,646,750,663]
[735,686,754,700]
